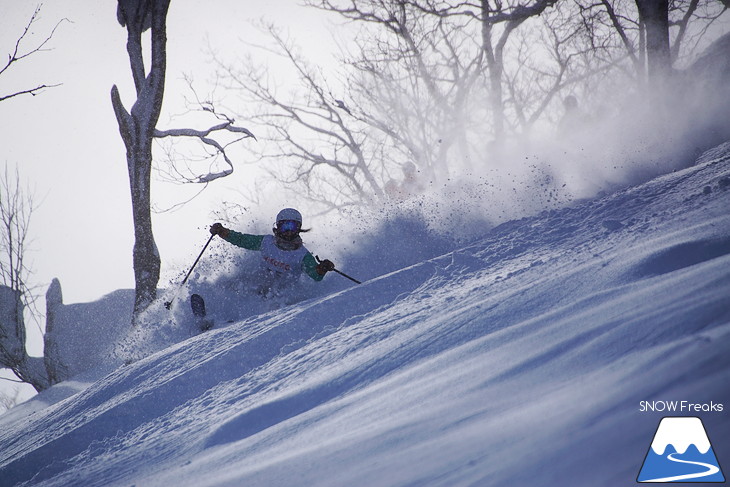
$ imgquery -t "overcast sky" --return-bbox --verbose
[1,0,343,306]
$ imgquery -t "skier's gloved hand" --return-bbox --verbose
[316,259,335,275]
[210,222,229,238]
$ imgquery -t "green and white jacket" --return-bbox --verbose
[223,230,324,281]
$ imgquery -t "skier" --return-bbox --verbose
[209,208,335,297]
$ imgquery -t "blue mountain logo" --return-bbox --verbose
[638,416,725,483]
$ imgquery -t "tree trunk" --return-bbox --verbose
[635,0,671,84]
[127,134,160,315]
[0,285,52,391]
[481,2,505,140]
[111,0,170,318]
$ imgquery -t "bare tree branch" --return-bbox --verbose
[0,83,62,103]
[151,76,256,185]
[213,24,389,207]
[0,5,68,102]
[153,122,255,183]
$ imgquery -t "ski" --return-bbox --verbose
[190,293,214,331]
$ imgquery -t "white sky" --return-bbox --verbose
[1,0,343,306]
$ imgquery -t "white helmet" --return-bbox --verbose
[276,208,302,224]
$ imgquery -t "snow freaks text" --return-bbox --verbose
[639,401,724,413]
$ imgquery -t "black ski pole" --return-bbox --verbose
[334,268,362,284]
[316,255,362,284]
[164,233,215,309]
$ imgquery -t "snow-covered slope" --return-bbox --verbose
[1,144,730,487]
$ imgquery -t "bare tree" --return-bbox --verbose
[0,165,53,392]
[0,4,65,103]
[500,0,637,134]
[111,0,169,318]
[299,0,489,184]
[0,166,40,330]
[215,25,387,210]
[214,0,561,205]
[576,0,728,88]
[636,0,728,82]
[111,0,255,318]
[218,0,726,215]
[473,0,559,138]
[306,0,563,149]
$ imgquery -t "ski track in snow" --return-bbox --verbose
[1,144,730,486]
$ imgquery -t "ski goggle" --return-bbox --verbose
[277,220,301,233]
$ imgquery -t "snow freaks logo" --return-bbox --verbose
[637,417,725,483]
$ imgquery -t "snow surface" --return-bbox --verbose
[1,143,730,486]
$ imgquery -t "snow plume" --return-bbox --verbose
[118,203,470,365]
[372,33,730,236]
